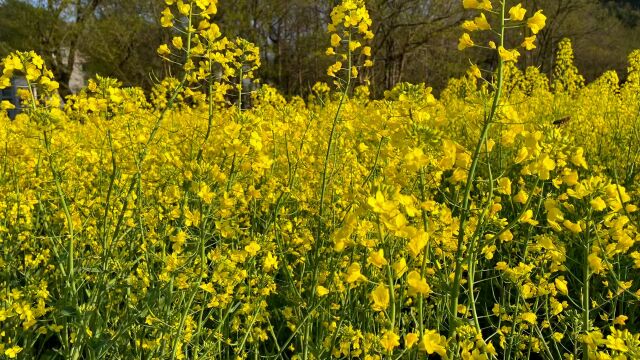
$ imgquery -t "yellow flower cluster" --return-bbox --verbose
[459,1,546,64]
[326,0,374,79]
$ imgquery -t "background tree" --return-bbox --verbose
[1,0,639,96]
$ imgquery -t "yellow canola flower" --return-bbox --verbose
[522,35,537,50]
[461,20,479,32]
[463,0,492,10]
[157,44,171,56]
[367,248,388,268]
[194,0,213,10]
[371,283,390,311]
[244,241,261,256]
[263,251,278,272]
[345,263,367,284]
[605,336,628,352]
[407,231,429,257]
[463,0,481,8]
[331,33,342,47]
[588,253,605,274]
[1,100,15,110]
[554,277,569,296]
[468,64,482,78]
[590,197,607,211]
[172,36,183,49]
[420,330,447,356]
[509,3,527,21]
[348,40,362,51]
[519,209,539,226]
[405,333,419,348]
[327,61,342,77]
[474,13,491,30]
[570,147,588,169]
[380,329,400,352]
[316,285,330,297]
[613,315,628,326]
[407,271,431,296]
[498,46,521,62]
[497,177,512,195]
[160,7,174,28]
[4,346,22,359]
[177,0,191,15]
[458,33,474,51]
[367,191,396,213]
[499,229,513,242]
[521,312,537,324]
[563,220,582,233]
[528,10,547,34]
[392,257,408,278]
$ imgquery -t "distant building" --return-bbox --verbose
[0,76,32,119]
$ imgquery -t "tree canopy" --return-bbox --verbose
[1,0,639,96]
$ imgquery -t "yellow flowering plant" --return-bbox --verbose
[1,0,640,359]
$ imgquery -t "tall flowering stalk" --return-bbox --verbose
[450,0,546,340]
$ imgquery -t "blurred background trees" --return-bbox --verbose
[0,0,639,97]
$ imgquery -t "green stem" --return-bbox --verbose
[448,0,507,338]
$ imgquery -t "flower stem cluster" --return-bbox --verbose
[459,1,546,64]
[325,0,374,85]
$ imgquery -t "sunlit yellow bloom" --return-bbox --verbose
[554,277,569,295]
[462,0,481,9]
[345,263,367,284]
[420,330,447,356]
[590,197,607,211]
[172,36,183,49]
[605,336,628,352]
[4,346,22,359]
[177,1,191,15]
[521,35,537,50]
[588,253,605,274]
[367,248,388,268]
[245,241,261,256]
[521,312,537,324]
[509,3,527,21]
[407,231,428,257]
[263,251,278,272]
[519,209,538,226]
[613,315,628,326]
[1,100,15,110]
[497,177,512,195]
[371,284,390,311]
[316,286,330,297]
[392,258,408,278]
[405,332,419,348]
[380,329,400,351]
[468,64,482,78]
[474,13,491,30]
[499,229,513,242]
[407,271,430,296]
[528,10,547,34]
[563,220,582,233]
[458,33,474,51]
[461,20,479,32]
[157,44,171,56]
[498,46,521,62]
[331,33,342,47]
